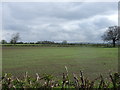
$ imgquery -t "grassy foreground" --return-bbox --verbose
[2,46,118,79]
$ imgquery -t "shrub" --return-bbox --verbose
[1,67,120,89]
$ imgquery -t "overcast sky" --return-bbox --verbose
[1,2,118,43]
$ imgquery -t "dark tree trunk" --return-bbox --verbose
[113,39,116,47]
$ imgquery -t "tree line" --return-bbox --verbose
[1,26,120,47]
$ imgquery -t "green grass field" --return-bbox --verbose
[2,46,118,79]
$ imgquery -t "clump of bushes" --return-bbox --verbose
[1,67,120,89]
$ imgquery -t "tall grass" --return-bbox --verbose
[1,66,120,89]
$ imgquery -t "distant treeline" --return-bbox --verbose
[1,25,120,47]
[1,40,120,47]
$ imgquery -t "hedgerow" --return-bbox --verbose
[1,67,120,89]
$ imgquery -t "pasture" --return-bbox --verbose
[2,46,118,79]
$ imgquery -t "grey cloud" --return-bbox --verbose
[4,2,117,20]
[2,2,118,43]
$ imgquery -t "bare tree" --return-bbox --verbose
[102,26,120,47]
[10,33,20,44]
